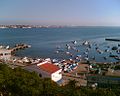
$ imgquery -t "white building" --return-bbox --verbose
[38,63,62,82]
[24,59,62,82]
[0,49,11,60]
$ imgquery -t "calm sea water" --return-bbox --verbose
[0,27,120,62]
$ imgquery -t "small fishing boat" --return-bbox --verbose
[83,41,89,45]
[72,40,77,44]
[114,57,120,60]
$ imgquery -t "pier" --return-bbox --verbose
[105,38,120,42]
[0,43,31,61]
[10,44,31,53]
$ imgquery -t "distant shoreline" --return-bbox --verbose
[0,25,120,29]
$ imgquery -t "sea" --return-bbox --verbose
[0,27,120,62]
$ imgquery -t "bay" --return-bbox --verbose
[0,27,120,62]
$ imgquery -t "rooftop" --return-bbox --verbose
[0,49,11,53]
[38,63,60,74]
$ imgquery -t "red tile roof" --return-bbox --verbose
[39,63,60,74]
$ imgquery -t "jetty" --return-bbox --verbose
[105,38,120,42]
[10,43,31,53]
[0,43,31,61]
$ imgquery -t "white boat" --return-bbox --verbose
[6,45,10,49]
[72,40,77,44]
[83,41,89,45]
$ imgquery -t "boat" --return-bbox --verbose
[55,50,59,54]
[114,57,120,60]
[112,46,118,50]
[66,44,71,49]
[83,41,89,45]
[72,40,77,44]
[103,57,107,60]
[6,45,10,49]
[116,49,120,54]
[118,44,120,47]
[105,49,109,52]
[109,54,118,58]
[97,49,103,54]
[66,51,70,55]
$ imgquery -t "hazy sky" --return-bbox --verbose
[0,0,120,26]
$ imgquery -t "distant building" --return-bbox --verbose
[0,49,11,60]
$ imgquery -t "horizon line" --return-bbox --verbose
[0,24,120,27]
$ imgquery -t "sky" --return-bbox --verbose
[0,0,120,26]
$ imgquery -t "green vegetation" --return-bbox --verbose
[0,64,60,96]
[0,64,120,96]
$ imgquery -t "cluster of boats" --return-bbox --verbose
[52,59,78,73]
[10,55,79,73]
[54,39,120,62]
[55,40,97,61]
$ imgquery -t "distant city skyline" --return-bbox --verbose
[0,0,120,26]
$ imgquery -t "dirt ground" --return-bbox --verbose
[62,63,89,86]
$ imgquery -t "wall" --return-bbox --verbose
[0,49,11,60]
[51,69,62,82]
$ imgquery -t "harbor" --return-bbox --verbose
[1,38,120,87]
[0,27,120,87]
[1,0,120,95]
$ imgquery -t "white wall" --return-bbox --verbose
[0,50,11,60]
[51,69,62,82]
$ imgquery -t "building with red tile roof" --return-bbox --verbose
[37,62,62,82]
[39,63,60,74]
[24,59,62,82]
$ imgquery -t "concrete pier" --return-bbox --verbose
[105,38,120,42]
[10,44,31,53]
